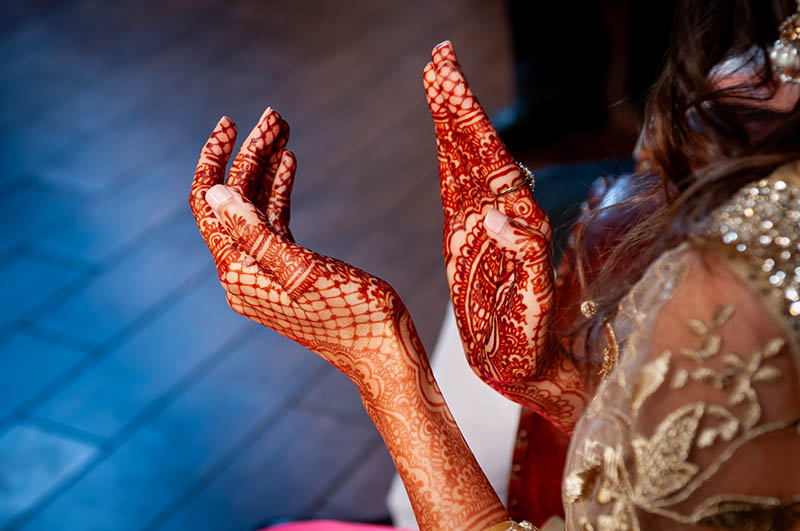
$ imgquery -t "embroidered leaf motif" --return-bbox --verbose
[631,351,671,413]
[688,319,707,336]
[753,365,781,382]
[671,369,688,389]
[763,337,785,358]
[711,304,735,327]
[564,465,601,504]
[681,334,722,361]
[632,402,703,500]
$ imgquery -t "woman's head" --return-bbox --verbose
[644,0,800,181]
[572,0,800,354]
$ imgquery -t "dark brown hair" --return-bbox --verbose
[573,0,800,353]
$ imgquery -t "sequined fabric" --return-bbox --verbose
[705,160,800,336]
[562,163,800,530]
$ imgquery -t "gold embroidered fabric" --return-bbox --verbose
[703,160,800,354]
[562,164,800,531]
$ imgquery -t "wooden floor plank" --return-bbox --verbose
[17,333,328,531]
[0,0,640,528]
[28,215,211,347]
[0,423,96,528]
[154,409,377,531]
[0,334,88,425]
[30,276,255,439]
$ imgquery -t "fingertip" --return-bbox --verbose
[280,149,296,167]
[433,40,457,64]
[259,106,273,123]
[483,220,512,253]
[484,208,509,235]
[433,40,452,54]
[268,107,285,127]
[206,184,234,211]
[197,117,237,169]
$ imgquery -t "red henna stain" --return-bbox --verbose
[425,43,590,433]
[191,110,509,529]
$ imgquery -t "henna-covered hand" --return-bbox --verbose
[423,42,591,432]
[189,109,416,399]
[189,109,509,530]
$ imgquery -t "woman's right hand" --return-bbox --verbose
[188,109,418,404]
[423,42,590,431]
[189,109,513,529]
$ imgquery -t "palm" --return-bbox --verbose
[221,240,401,366]
[425,43,554,385]
[189,110,407,388]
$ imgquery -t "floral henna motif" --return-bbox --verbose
[190,109,508,529]
[425,42,590,432]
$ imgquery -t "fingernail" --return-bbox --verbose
[215,115,230,130]
[206,184,233,210]
[484,208,508,234]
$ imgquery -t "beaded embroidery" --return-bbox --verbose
[705,161,800,334]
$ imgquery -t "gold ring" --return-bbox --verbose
[496,162,535,196]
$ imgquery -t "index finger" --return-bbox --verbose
[226,107,289,201]
[424,61,465,224]
[190,116,237,218]
[190,116,240,269]
[432,45,520,196]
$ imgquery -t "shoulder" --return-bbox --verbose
[696,160,800,345]
[564,239,800,529]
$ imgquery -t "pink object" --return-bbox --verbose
[261,522,408,531]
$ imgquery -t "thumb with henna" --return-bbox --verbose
[483,208,550,263]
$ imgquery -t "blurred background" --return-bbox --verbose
[0,0,665,529]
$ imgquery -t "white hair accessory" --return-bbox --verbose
[770,0,800,84]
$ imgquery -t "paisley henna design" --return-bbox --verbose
[424,42,592,432]
[190,109,508,530]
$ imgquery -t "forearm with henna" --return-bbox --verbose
[190,110,509,531]
[360,311,509,530]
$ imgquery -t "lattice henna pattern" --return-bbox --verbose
[189,110,509,530]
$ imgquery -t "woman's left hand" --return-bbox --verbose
[423,42,589,431]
